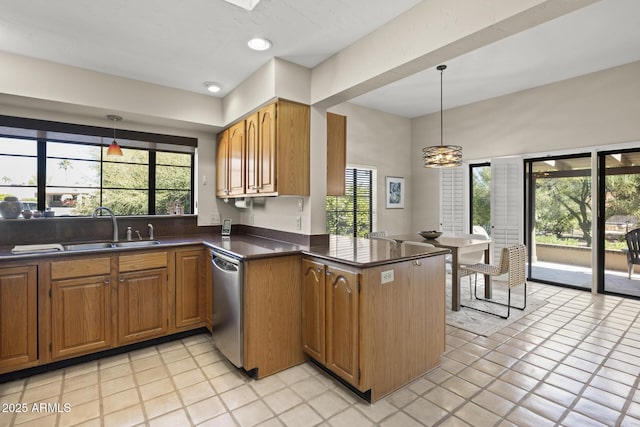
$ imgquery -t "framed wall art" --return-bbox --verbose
[385,176,405,209]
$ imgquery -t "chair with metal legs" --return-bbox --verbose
[460,244,527,319]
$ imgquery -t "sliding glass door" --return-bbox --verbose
[525,155,593,289]
[599,149,640,297]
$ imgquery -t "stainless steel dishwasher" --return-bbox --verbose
[211,250,243,368]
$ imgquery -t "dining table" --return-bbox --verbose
[389,234,492,311]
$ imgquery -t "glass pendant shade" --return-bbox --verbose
[107,140,123,156]
[423,64,462,168]
[106,114,123,157]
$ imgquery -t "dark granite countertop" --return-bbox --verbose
[0,233,448,268]
[306,235,449,268]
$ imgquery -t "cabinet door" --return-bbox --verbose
[0,266,38,371]
[326,112,346,196]
[216,130,229,197]
[258,103,277,193]
[51,275,112,360]
[175,249,206,329]
[301,259,325,363]
[325,265,360,386]
[118,268,168,345]
[245,112,259,195]
[228,121,245,196]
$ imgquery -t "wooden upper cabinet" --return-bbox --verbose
[228,121,246,196]
[216,130,229,197]
[246,103,277,195]
[0,265,38,372]
[215,99,309,198]
[245,112,259,194]
[326,112,346,196]
[216,121,245,197]
[258,103,277,194]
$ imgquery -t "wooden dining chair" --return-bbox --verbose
[625,229,640,279]
[460,244,527,319]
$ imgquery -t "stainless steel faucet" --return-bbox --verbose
[147,223,154,240]
[92,206,119,242]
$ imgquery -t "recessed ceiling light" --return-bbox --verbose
[203,82,222,93]
[222,0,261,11]
[247,37,272,51]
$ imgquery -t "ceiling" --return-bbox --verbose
[1,0,639,119]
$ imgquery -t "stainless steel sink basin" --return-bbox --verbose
[114,240,161,248]
[63,242,115,251]
[62,240,161,251]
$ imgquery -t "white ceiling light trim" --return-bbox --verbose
[247,37,272,51]
[203,82,222,93]
[223,0,261,11]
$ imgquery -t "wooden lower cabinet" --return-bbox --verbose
[302,254,446,401]
[244,255,304,378]
[325,264,360,386]
[175,248,207,330]
[301,259,325,363]
[50,257,112,361]
[301,259,360,387]
[0,265,38,372]
[118,268,168,345]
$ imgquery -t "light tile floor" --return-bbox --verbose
[2,282,640,426]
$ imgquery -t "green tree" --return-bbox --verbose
[536,176,592,245]
[74,149,191,216]
[471,166,491,232]
[605,174,640,226]
[58,159,72,182]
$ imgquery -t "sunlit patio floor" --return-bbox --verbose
[530,261,640,298]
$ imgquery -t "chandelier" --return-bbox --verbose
[423,65,462,168]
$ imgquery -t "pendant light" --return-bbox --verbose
[423,65,462,168]
[106,115,123,156]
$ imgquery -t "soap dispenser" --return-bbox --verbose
[126,226,132,241]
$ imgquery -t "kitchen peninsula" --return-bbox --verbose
[0,219,448,403]
[303,236,449,402]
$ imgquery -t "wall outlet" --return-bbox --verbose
[381,269,394,284]
[210,213,220,224]
[297,198,304,212]
[296,216,302,230]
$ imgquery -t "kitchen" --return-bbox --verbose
[2,0,640,426]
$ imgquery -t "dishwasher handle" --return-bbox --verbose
[213,256,239,273]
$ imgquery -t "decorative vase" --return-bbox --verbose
[0,197,23,219]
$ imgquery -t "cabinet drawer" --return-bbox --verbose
[119,251,168,273]
[51,257,111,280]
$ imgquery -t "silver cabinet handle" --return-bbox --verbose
[119,277,125,283]
[104,278,110,285]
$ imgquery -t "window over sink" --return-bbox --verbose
[0,116,194,216]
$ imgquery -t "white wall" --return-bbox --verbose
[410,60,640,231]
[328,103,412,235]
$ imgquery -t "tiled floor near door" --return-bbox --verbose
[2,282,640,427]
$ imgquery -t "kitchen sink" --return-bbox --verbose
[62,240,161,251]
[63,242,115,251]
[115,240,161,248]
